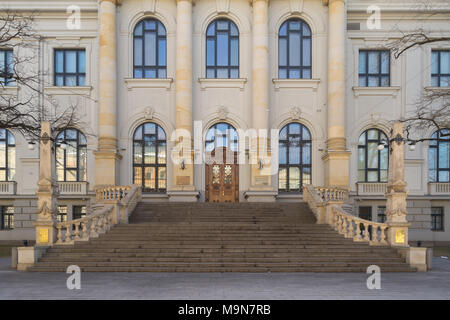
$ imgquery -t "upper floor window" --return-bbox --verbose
[431,50,450,87]
[278,19,312,79]
[56,129,87,182]
[358,129,388,182]
[206,19,239,79]
[0,129,15,182]
[358,50,390,87]
[0,49,14,86]
[0,207,14,230]
[54,49,86,86]
[429,129,449,182]
[133,19,167,79]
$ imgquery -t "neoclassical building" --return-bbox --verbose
[0,0,449,245]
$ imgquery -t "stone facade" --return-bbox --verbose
[0,0,449,244]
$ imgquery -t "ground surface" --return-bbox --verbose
[0,257,449,300]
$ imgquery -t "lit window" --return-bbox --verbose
[359,50,390,87]
[54,49,86,86]
[57,206,67,223]
[0,207,14,230]
[431,207,444,231]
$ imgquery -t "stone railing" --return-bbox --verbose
[303,185,389,246]
[55,204,114,245]
[55,184,141,245]
[332,205,388,246]
[428,182,450,195]
[0,181,16,195]
[59,181,89,195]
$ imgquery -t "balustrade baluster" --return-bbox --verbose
[56,225,63,244]
[74,223,80,240]
[65,225,71,243]
[363,223,370,241]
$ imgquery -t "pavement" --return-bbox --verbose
[0,257,449,300]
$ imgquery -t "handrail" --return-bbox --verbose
[303,184,388,246]
[96,185,132,201]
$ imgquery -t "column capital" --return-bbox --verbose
[322,0,346,6]
[249,0,269,5]
[99,0,122,5]
[176,0,194,3]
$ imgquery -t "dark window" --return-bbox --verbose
[133,122,166,192]
[279,123,312,193]
[54,49,86,86]
[0,207,14,230]
[73,206,86,220]
[205,122,238,152]
[431,207,444,231]
[359,206,372,221]
[56,129,87,182]
[0,129,15,181]
[0,50,14,86]
[133,19,167,79]
[278,19,312,79]
[57,206,67,223]
[358,129,389,182]
[429,129,450,182]
[206,19,239,79]
[431,50,450,87]
[359,50,390,87]
[377,206,386,223]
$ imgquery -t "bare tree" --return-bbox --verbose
[0,10,81,141]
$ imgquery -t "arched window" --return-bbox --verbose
[56,129,87,182]
[206,19,239,79]
[133,122,166,192]
[205,122,238,152]
[0,129,15,181]
[429,129,450,182]
[133,18,167,78]
[279,123,312,192]
[358,129,388,182]
[278,19,311,79]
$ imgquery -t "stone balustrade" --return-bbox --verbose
[96,185,132,201]
[356,182,387,196]
[313,186,348,202]
[59,182,88,195]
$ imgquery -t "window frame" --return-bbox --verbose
[54,49,86,86]
[0,49,14,86]
[358,129,389,183]
[358,50,391,87]
[429,129,450,183]
[377,206,387,223]
[132,122,167,193]
[56,129,87,182]
[0,129,15,182]
[431,50,450,87]
[431,207,444,231]
[133,18,167,79]
[278,123,312,193]
[0,206,14,230]
[205,122,238,152]
[72,205,86,220]
[57,205,67,223]
[278,18,312,79]
[205,18,239,79]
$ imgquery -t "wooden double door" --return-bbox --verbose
[205,148,239,202]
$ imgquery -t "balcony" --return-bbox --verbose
[356,183,387,196]
[0,181,17,195]
[58,182,89,196]
[428,183,450,195]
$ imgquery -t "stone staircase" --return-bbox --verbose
[29,202,416,272]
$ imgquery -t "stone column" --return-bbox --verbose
[246,0,275,202]
[94,0,121,188]
[322,0,350,188]
[385,122,410,247]
[169,0,197,201]
[33,122,58,246]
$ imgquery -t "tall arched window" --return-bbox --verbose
[133,18,167,78]
[358,129,388,182]
[0,129,15,181]
[56,129,87,182]
[206,19,239,79]
[278,19,311,79]
[279,123,312,192]
[429,129,450,182]
[133,122,166,192]
[205,122,238,152]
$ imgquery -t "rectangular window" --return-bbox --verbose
[358,50,390,87]
[431,50,450,87]
[377,206,386,223]
[54,49,86,86]
[431,207,444,231]
[0,207,14,230]
[359,206,372,221]
[0,50,14,86]
[57,205,67,223]
[73,205,86,220]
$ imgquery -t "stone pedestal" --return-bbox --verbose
[17,246,48,271]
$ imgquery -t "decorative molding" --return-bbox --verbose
[144,106,155,120]
[217,105,229,120]
[143,0,157,13]
[289,107,302,120]
[124,78,173,91]
[0,86,19,96]
[289,0,304,13]
[352,86,401,97]
[198,78,247,91]
[272,79,320,91]
[216,0,230,13]
[44,86,93,96]
[370,112,382,124]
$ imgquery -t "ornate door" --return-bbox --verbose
[206,149,239,202]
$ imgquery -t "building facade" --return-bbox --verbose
[0,0,449,245]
